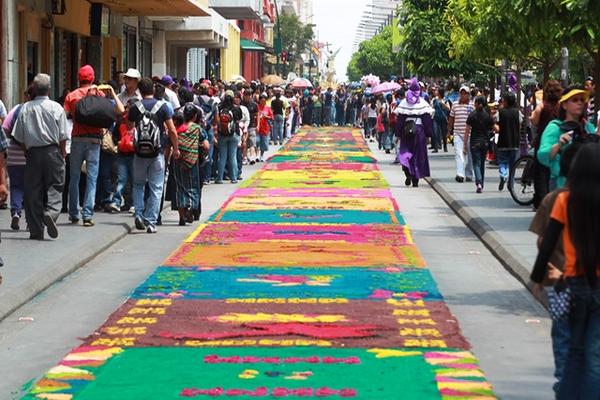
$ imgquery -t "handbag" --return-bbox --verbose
[101,129,118,155]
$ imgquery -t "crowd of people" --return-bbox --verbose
[2,63,600,397]
[0,66,336,238]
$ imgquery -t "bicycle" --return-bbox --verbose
[508,153,535,206]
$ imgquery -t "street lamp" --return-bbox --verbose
[272,0,283,76]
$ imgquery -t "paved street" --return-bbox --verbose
[0,128,554,399]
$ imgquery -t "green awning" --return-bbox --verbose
[240,39,266,51]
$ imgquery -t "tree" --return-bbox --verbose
[278,13,314,76]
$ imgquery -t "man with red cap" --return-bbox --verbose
[64,65,124,226]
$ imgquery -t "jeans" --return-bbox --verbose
[552,317,571,397]
[559,278,600,399]
[313,107,322,126]
[273,114,285,144]
[470,143,487,186]
[335,106,345,125]
[97,151,115,207]
[203,128,214,183]
[132,155,165,228]
[323,106,332,126]
[7,165,25,217]
[237,146,243,179]
[453,134,473,179]
[112,155,133,208]
[497,149,519,180]
[258,134,269,154]
[69,140,100,220]
[433,120,448,150]
[217,135,239,182]
[383,126,393,150]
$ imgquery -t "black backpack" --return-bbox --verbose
[133,101,164,158]
[218,106,241,136]
[75,91,116,128]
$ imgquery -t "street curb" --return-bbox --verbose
[0,221,135,323]
[425,177,541,299]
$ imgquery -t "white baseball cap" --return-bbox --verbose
[459,85,470,93]
[124,68,141,80]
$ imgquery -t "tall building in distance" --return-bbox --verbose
[353,0,401,52]
[298,0,313,24]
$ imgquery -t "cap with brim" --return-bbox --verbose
[124,68,141,80]
[560,89,590,104]
[459,86,469,93]
[225,89,235,98]
[161,75,174,85]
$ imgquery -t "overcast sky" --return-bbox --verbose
[313,0,369,82]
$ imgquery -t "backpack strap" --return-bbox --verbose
[149,100,164,115]
[135,101,147,115]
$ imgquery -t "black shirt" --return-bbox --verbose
[466,109,493,146]
[242,100,258,128]
[271,98,284,115]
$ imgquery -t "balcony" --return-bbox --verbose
[94,0,210,16]
[152,9,230,48]
[209,0,262,19]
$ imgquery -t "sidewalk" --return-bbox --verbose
[0,144,283,322]
[424,148,538,287]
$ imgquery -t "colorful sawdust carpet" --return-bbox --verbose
[23,127,495,399]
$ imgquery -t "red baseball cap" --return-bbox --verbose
[78,65,95,83]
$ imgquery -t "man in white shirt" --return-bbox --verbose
[161,75,181,111]
[118,68,142,105]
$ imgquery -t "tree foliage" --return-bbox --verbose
[278,13,314,74]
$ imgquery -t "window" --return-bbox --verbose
[123,25,137,69]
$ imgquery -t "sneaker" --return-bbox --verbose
[203,180,210,185]
[215,180,224,184]
[134,216,145,231]
[106,203,120,214]
[146,225,157,234]
[455,176,465,183]
[498,178,506,191]
[259,158,265,162]
[465,177,473,182]
[250,160,256,165]
[10,215,20,231]
[231,180,238,184]
[476,184,483,193]
[43,214,59,238]
[83,219,95,227]
[69,216,80,224]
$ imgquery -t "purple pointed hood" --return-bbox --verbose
[406,78,421,104]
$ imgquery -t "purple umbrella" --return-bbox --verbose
[371,81,401,95]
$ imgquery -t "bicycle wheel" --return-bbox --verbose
[508,155,535,206]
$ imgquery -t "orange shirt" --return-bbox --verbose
[64,87,105,137]
[551,191,600,277]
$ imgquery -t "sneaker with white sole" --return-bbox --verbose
[134,216,145,231]
[146,225,157,234]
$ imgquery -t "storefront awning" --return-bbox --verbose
[96,0,210,16]
[241,39,266,51]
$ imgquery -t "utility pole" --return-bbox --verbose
[273,0,283,76]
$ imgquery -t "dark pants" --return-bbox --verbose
[24,146,65,238]
[470,143,488,186]
[533,151,550,209]
[96,151,116,208]
[313,107,322,126]
[433,120,448,150]
[335,105,345,125]
[559,278,600,399]
[7,165,25,217]
[323,105,332,126]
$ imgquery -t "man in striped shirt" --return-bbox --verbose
[448,86,474,182]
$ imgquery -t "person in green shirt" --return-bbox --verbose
[537,86,598,189]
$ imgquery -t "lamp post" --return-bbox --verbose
[272,0,283,76]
